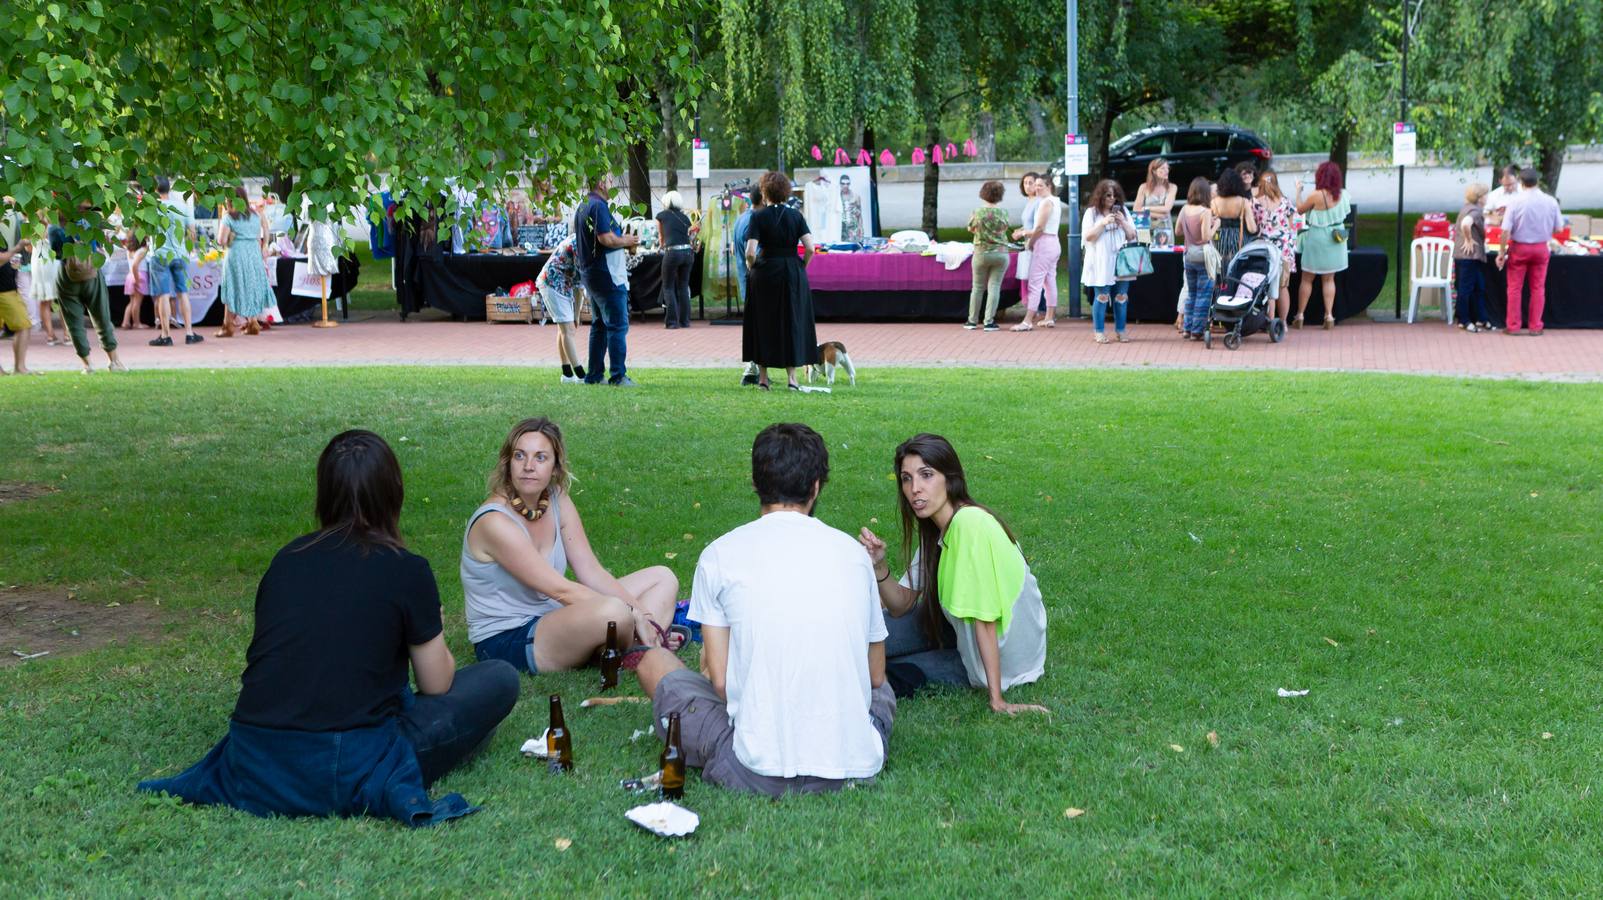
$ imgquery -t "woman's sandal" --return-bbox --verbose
[1323,315,1335,330]
[1292,314,1304,330]
[1039,318,1055,328]
[1011,322,1034,332]
[647,619,690,652]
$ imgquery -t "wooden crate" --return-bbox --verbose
[485,294,535,323]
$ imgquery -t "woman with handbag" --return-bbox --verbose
[1178,177,1218,341]
[1010,174,1061,331]
[1294,161,1351,329]
[1081,180,1139,343]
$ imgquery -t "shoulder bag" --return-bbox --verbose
[1114,207,1153,279]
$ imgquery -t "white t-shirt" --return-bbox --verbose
[1484,185,1520,213]
[690,511,889,780]
[1080,206,1129,288]
[901,544,1047,692]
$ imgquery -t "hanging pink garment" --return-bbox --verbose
[856,149,872,166]
[932,145,944,165]
[810,145,823,161]
[834,148,850,165]
[911,147,927,165]
[963,139,977,156]
[878,149,895,166]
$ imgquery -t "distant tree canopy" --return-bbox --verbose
[1,0,706,246]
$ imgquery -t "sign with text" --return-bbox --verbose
[692,138,711,180]
[1063,134,1090,177]
[1392,122,1417,167]
[290,261,325,298]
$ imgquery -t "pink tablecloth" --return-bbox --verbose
[806,251,1018,292]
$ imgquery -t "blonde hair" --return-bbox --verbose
[1465,183,1489,205]
[662,191,684,211]
[487,417,572,504]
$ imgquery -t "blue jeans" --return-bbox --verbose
[1454,258,1489,324]
[147,255,190,296]
[397,660,520,787]
[1091,282,1131,334]
[1183,262,1214,334]
[584,278,629,383]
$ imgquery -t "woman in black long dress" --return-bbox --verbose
[742,171,818,391]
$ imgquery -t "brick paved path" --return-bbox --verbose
[13,310,1603,381]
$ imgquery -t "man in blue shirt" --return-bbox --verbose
[573,174,640,386]
[148,176,202,347]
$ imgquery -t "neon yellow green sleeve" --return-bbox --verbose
[937,507,1025,634]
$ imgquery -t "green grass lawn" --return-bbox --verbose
[7,369,1598,894]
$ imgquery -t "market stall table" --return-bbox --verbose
[1480,251,1603,328]
[806,251,1022,320]
[108,256,360,326]
[412,250,702,320]
[1123,247,1388,323]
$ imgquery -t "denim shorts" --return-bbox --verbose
[473,616,541,674]
[147,256,190,296]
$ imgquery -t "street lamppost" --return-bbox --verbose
[1065,0,1081,318]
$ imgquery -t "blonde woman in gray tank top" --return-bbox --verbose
[462,418,684,674]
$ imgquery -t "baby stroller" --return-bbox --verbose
[1205,240,1286,350]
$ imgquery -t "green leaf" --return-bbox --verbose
[479,83,497,101]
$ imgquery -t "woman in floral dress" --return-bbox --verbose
[1251,169,1300,325]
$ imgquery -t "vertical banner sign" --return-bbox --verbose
[1064,134,1090,177]
[692,138,711,180]
[1392,122,1417,167]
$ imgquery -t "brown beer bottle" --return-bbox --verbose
[599,621,621,690]
[547,694,573,772]
[659,712,685,800]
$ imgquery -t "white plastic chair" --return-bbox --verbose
[1407,237,1455,324]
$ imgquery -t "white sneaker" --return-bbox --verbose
[561,375,580,384]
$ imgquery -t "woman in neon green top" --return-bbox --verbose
[859,434,1048,715]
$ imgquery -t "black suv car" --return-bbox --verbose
[1050,123,1273,201]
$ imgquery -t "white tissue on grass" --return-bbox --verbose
[519,729,552,757]
[629,728,652,743]
[625,801,700,837]
[1276,688,1310,697]
[1188,532,1203,544]
[797,385,831,394]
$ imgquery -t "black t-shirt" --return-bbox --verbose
[656,209,692,246]
[573,193,612,272]
[0,255,16,293]
[750,206,810,260]
[232,533,444,732]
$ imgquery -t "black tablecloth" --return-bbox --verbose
[1123,247,1387,323]
[414,251,703,320]
[1481,252,1603,328]
[812,286,1022,320]
[109,256,361,326]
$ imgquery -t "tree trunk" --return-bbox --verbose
[627,139,651,212]
[921,124,941,235]
[1537,143,1564,194]
[1025,99,1050,157]
[974,110,996,163]
[269,172,295,204]
[1329,127,1351,177]
[658,82,679,193]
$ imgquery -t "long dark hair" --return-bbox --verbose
[894,434,1016,644]
[228,186,252,221]
[310,430,405,552]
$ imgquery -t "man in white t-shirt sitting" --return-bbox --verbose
[635,423,894,797]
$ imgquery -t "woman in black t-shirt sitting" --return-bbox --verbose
[139,431,520,826]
